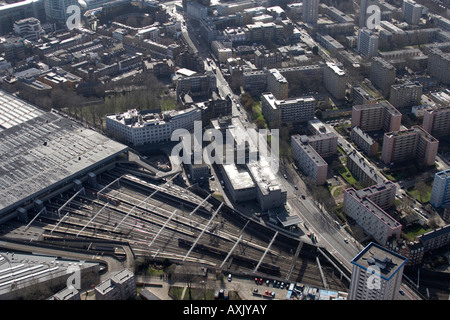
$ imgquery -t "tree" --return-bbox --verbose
[413,180,429,203]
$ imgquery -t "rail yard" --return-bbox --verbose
[9,168,348,292]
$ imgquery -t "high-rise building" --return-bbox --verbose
[323,62,347,100]
[357,28,379,57]
[44,0,79,23]
[389,82,423,108]
[351,101,402,133]
[267,69,288,100]
[370,57,396,97]
[381,126,439,166]
[349,242,407,300]
[422,106,450,139]
[430,169,450,208]
[427,47,450,85]
[402,0,423,25]
[302,0,318,24]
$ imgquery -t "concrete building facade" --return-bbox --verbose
[349,242,407,300]
[381,126,439,166]
[291,135,328,185]
[430,169,450,208]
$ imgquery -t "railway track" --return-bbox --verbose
[33,172,348,290]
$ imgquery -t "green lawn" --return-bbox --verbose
[402,224,431,241]
[408,184,433,203]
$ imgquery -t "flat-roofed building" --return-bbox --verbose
[261,92,315,128]
[0,251,99,299]
[370,57,396,97]
[381,126,439,166]
[430,169,450,208]
[349,242,407,300]
[95,269,136,300]
[417,224,450,252]
[347,151,384,186]
[221,163,256,203]
[350,126,379,156]
[0,98,128,224]
[422,105,450,139]
[358,28,379,58]
[402,0,423,25]
[308,119,329,135]
[247,155,287,211]
[323,62,347,100]
[307,132,338,158]
[389,82,423,108]
[358,181,397,210]
[351,85,376,106]
[344,188,402,246]
[50,287,81,300]
[291,135,328,185]
[267,69,288,100]
[351,101,402,132]
[105,107,202,146]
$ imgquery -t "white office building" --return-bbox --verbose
[105,107,202,146]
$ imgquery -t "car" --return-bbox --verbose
[266,280,270,286]
[271,292,275,298]
[294,186,299,190]
[228,274,232,282]
[399,290,405,296]
[344,238,349,244]
[259,278,263,285]
[273,280,277,286]
[255,277,259,284]
[253,288,258,294]
[301,194,306,199]
[283,174,288,179]
[280,282,285,289]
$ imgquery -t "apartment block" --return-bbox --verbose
[381,126,439,166]
[95,269,136,300]
[427,47,450,85]
[347,151,384,186]
[422,106,450,139]
[261,92,315,128]
[291,135,328,185]
[350,126,379,156]
[402,0,423,25]
[307,133,338,158]
[351,101,402,132]
[267,69,288,100]
[430,169,450,208]
[343,188,402,245]
[417,224,450,252]
[358,28,379,58]
[303,0,319,24]
[359,181,397,210]
[323,62,347,100]
[352,85,376,106]
[370,57,396,97]
[176,71,217,99]
[349,242,407,300]
[389,82,423,108]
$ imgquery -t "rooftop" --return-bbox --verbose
[351,242,407,281]
[0,90,45,131]
[0,111,128,215]
[222,163,255,190]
